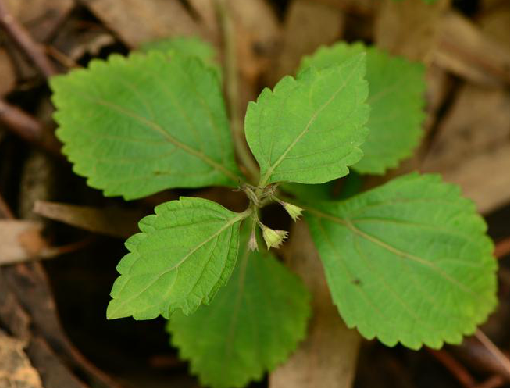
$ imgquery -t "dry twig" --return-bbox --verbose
[0,0,57,77]
[0,99,61,155]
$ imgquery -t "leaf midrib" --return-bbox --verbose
[110,210,249,317]
[65,92,241,184]
[259,55,363,186]
[307,206,478,297]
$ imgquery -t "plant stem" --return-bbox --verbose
[215,0,260,185]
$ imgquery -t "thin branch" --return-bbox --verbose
[474,376,505,388]
[0,0,57,77]
[427,348,476,388]
[215,0,260,184]
[475,330,510,381]
[494,236,510,259]
[0,98,61,155]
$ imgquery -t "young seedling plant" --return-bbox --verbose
[50,37,497,388]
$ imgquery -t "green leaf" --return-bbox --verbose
[141,36,216,63]
[107,197,249,320]
[141,36,221,77]
[300,43,426,174]
[305,173,497,349]
[168,226,311,388]
[51,52,242,200]
[245,53,369,187]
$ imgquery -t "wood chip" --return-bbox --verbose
[270,221,361,388]
[81,0,204,48]
[0,333,43,388]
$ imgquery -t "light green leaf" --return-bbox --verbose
[141,36,221,77]
[305,173,497,349]
[107,197,249,320]
[51,52,242,200]
[300,43,426,174]
[141,36,216,62]
[245,53,369,187]
[168,226,311,388]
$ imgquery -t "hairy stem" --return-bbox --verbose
[215,0,260,184]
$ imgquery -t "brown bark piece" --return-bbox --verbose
[270,221,361,388]
[0,333,43,388]
[81,0,204,48]
[267,0,344,85]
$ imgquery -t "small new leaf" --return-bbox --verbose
[168,227,311,388]
[245,53,369,187]
[141,36,221,77]
[306,173,497,349]
[300,43,425,174]
[281,201,303,221]
[51,51,241,200]
[141,36,216,64]
[260,223,288,249]
[107,198,248,320]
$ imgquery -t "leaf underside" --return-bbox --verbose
[300,42,426,174]
[168,227,311,388]
[51,52,241,200]
[107,197,245,320]
[245,53,369,186]
[306,173,497,349]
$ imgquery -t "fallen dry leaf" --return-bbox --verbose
[81,0,204,48]
[421,85,510,213]
[5,0,75,41]
[0,332,43,388]
[434,12,510,86]
[375,0,448,61]
[34,201,143,238]
[0,220,53,265]
[268,0,344,85]
[308,0,378,15]
[270,221,361,388]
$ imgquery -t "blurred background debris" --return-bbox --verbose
[1,0,510,387]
